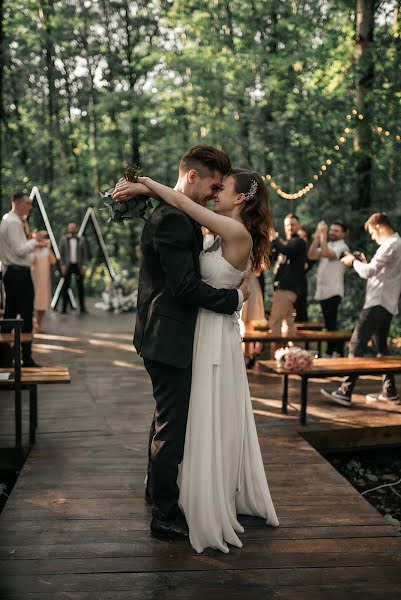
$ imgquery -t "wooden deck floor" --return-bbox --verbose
[1,308,401,599]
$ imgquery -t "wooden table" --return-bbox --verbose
[0,367,70,465]
[260,357,401,426]
[242,329,352,355]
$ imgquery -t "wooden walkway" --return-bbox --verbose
[1,308,401,599]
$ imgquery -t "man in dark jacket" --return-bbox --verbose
[113,145,248,540]
[270,214,306,340]
[59,222,89,314]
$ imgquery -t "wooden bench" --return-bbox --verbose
[254,321,325,331]
[0,367,70,465]
[242,329,352,356]
[260,357,401,426]
[0,333,34,343]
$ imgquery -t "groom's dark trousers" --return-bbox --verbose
[134,201,238,522]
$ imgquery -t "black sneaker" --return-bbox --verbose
[23,359,42,368]
[321,387,352,407]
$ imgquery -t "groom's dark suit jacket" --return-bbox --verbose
[134,201,239,368]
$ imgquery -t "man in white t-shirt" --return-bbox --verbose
[308,221,349,355]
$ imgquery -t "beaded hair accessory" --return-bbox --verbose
[244,179,258,201]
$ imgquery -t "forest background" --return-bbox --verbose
[1,0,400,332]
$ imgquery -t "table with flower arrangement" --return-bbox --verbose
[259,356,401,426]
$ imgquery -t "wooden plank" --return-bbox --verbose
[1,536,401,560]
[242,330,352,343]
[0,333,33,343]
[0,367,70,385]
[0,583,400,600]
[253,321,325,331]
[1,525,397,547]
[2,550,401,577]
[1,566,401,595]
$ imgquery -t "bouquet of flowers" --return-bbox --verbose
[100,164,153,223]
[274,347,314,371]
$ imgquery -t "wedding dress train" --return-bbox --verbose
[178,238,279,553]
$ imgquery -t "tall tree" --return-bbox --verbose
[354,0,377,209]
[38,0,59,190]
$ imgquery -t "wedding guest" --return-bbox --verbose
[308,221,349,356]
[269,214,306,341]
[0,192,47,367]
[59,222,89,314]
[31,230,56,332]
[321,212,401,406]
[241,270,267,368]
[295,226,315,322]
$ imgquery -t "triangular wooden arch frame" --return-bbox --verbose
[29,188,116,310]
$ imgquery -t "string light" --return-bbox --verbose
[265,109,401,200]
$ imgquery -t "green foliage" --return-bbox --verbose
[1,0,400,325]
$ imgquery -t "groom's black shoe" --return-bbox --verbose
[151,514,189,540]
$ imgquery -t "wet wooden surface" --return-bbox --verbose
[0,307,400,599]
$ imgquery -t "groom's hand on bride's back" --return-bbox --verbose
[239,277,250,302]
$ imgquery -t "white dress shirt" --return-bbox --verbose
[315,239,349,301]
[0,211,37,268]
[69,236,78,264]
[353,232,401,315]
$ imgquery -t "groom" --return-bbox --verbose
[114,145,249,539]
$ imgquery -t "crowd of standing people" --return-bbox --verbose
[241,210,401,406]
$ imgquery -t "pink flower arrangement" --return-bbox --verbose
[274,347,314,371]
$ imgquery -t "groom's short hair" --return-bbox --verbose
[179,144,231,177]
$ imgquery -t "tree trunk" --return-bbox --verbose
[100,0,123,165]
[354,0,376,209]
[39,0,58,190]
[123,1,141,167]
[78,1,100,194]
[237,96,252,166]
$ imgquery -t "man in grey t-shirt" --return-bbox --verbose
[308,221,348,356]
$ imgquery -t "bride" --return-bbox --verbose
[115,168,279,553]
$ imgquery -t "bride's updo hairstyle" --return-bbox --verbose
[231,169,274,271]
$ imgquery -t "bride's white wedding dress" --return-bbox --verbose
[178,238,279,554]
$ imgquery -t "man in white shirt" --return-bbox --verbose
[321,212,401,406]
[59,222,89,314]
[308,221,349,356]
[0,192,48,367]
